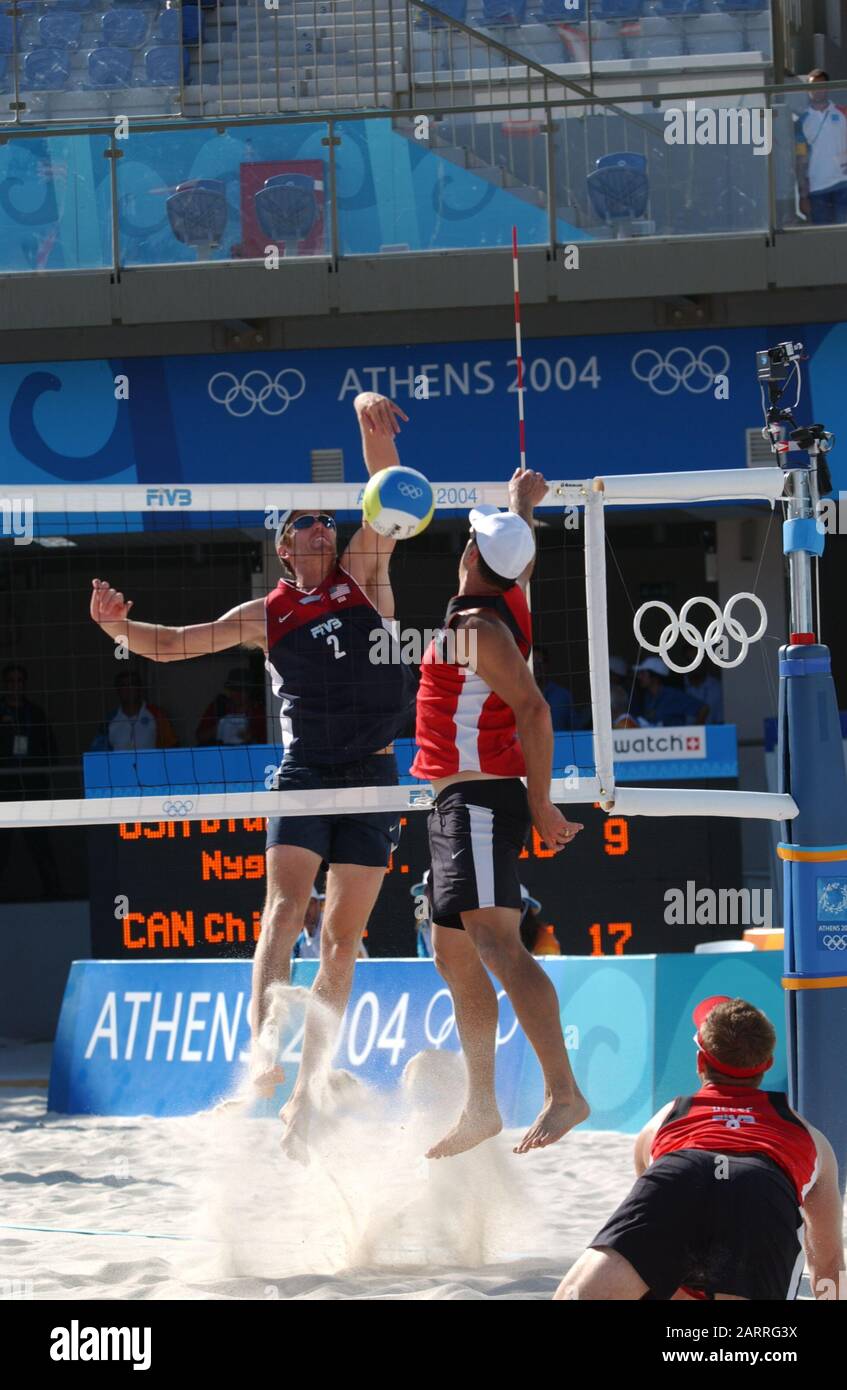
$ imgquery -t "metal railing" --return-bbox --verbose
[1,0,776,126]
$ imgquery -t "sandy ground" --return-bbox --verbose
[0,1044,841,1301]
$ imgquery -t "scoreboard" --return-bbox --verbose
[88,787,742,958]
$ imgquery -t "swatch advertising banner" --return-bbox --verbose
[1,321,845,494]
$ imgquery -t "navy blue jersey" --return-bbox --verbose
[265,563,413,765]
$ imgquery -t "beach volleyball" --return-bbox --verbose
[362,465,434,540]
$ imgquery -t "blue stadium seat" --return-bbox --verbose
[166,179,227,256]
[0,15,17,52]
[481,0,528,22]
[154,8,182,43]
[145,44,187,84]
[180,3,201,43]
[414,0,468,28]
[255,173,320,247]
[23,47,71,89]
[654,0,704,13]
[38,11,83,48]
[86,45,134,87]
[101,9,150,47]
[594,0,644,18]
[587,152,649,225]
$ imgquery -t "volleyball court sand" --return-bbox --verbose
[1,1043,841,1301]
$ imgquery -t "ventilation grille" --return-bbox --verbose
[310,449,344,482]
[746,427,774,468]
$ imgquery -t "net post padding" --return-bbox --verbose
[611,787,798,821]
[584,490,615,804]
[592,468,786,508]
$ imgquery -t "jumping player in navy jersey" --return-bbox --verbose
[90,392,414,1151]
[555,997,845,1301]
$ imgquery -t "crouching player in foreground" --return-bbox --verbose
[556,996,845,1301]
[411,468,588,1159]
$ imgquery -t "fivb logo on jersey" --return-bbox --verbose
[50,1320,151,1371]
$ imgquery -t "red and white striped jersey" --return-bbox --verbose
[651,1083,820,1204]
[411,586,532,782]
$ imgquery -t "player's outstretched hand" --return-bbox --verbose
[509,467,548,512]
[354,392,409,437]
[90,578,133,626]
[529,798,583,856]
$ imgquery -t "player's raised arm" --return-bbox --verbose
[506,467,548,590]
[90,580,267,660]
[458,610,583,852]
[342,392,409,609]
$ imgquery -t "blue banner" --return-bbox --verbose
[49,952,784,1131]
[2,322,845,493]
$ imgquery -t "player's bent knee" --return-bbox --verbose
[263,895,309,939]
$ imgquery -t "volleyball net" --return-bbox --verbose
[0,466,796,833]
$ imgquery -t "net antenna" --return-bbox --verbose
[512,226,527,475]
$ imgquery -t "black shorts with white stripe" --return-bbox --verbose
[427,778,531,930]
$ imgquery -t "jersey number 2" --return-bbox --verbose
[327,634,346,659]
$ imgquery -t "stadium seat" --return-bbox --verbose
[145,44,187,84]
[588,19,625,59]
[654,0,704,13]
[255,173,320,250]
[481,0,528,23]
[86,45,134,88]
[686,14,744,53]
[414,0,468,29]
[181,4,201,44]
[23,46,71,90]
[587,151,649,227]
[166,178,227,258]
[0,15,17,52]
[38,11,83,48]
[154,8,182,43]
[594,0,644,18]
[101,9,150,48]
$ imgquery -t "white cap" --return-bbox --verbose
[634,656,670,679]
[609,655,629,678]
[468,505,535,581]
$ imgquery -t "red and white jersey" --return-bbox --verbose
[411,586,532,782]
[651,1083,819,1205]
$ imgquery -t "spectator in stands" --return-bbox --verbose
[195,668,265,747]
[684,668,724,724]
[633,656,709,727]
[93,669,177,751]
[534,645,576,730]
[610,682,647,729]
[0,664,62,898]
[795,70,847,225]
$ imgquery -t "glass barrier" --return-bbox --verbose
[114,119,332,266]
[336,108,550,253]
[774,86,847,230]
[551,92,770,241]
[0,131,112,271]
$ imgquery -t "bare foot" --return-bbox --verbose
[425,1105,503,1160]
[279,1096,311,1166]
[250,1063,285,1099]
[513,1093,589,1154]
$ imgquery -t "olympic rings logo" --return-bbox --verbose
[634,592,767,674]
[631,345,730,396]
[208,369,306,418]
[162,799,195,816]
[424,989,456,1047]
[397,481,424,500]
[821,935,847,950]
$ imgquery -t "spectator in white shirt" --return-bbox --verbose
[796,70,847,225]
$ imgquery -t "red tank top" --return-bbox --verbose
[650,1084,819,1204]
[410,586,532,782]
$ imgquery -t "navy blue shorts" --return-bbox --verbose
[266,752,401,868]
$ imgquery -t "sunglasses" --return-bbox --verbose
[288,514,337,533]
